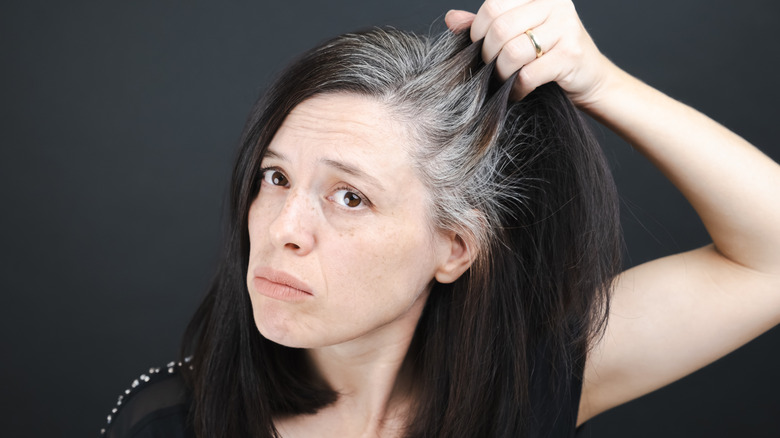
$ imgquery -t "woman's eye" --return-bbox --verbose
[332,189,363,208]
[262,169,288,187]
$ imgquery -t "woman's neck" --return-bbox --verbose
[277,295,425,437]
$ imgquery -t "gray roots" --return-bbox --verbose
[300,28,531,256]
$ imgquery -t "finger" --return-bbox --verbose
[510,49,567,100]
[445,10,476,33]
[481,1,552,63]
[470,0,534,42]
[494,21,558,80]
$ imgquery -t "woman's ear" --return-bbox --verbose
[434,232,476,284]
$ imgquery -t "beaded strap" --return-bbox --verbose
[99,357,193,436]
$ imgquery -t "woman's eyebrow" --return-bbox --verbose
[264,149,285,160]
[264,149,386,192]
[319,158,386,192]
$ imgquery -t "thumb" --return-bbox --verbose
[445,10,476,33]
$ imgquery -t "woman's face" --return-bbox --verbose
[246,93,466,349]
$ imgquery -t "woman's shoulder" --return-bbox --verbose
[100,360,195,438]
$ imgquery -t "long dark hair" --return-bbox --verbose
[180,27,621,438]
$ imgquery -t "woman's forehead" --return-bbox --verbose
[270,94,413,160]
[285,94,403,137]
[267,94,423,187]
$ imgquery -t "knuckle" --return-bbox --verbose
[562,14,581,31]
[518,66,535,85]
[481,0,503,19]
[560,39,583,59]
[551,1,577,25]
[503,38,527,63]
[490,15,514,42]
[570,44,584,58]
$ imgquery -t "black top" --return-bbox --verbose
[101,361,194,438]
[101,358,592,437]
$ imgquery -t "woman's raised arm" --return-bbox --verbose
[447,0,780,424]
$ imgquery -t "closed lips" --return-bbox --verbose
[253,267,313,295]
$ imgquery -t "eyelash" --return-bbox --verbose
[258,167,372,209]
[333,185,372,208]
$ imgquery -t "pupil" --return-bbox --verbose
[345,192,360,207]
[272,172,284,185]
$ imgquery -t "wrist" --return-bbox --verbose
[573,59,637,121]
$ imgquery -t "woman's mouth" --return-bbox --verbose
[251,267,313,302]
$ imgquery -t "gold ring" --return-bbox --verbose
[525,29,543,58]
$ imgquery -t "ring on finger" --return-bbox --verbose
[525,29,544,58]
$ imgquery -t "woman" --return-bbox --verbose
[102,0,780,436]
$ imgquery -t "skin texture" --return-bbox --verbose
[246,94,471,437]
[447,0,780,427]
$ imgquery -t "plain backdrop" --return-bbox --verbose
[1,0,779,436]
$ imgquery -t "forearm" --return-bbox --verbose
[583,59,780,274]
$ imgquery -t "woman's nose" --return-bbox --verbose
[268,189,316,255]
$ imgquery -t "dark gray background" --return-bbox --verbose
[1,0,779,436]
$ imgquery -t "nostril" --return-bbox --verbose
[286,243,301,250]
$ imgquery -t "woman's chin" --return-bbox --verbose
[252,307,322,349]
